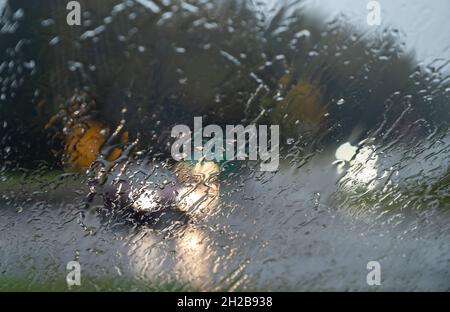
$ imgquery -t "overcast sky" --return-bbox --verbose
[261,0,450,71]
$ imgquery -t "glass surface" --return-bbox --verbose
[0,0,449,291]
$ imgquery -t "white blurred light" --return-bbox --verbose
[335,142,357,162]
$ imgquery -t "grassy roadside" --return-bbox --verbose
[0,276,196,292]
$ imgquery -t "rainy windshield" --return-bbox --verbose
[0,0,449,291]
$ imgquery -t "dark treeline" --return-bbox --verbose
[1,0,449,169]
